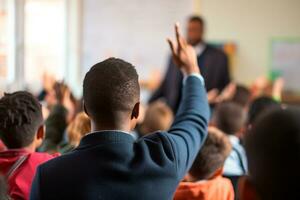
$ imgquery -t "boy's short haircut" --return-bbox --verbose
[0,91,43,148]
[83,58,140,123]
[213,102,247,135]
[245,107,300,200]
[189,127,232,180]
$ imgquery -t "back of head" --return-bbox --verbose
[189,127,232,180]
[67,112,91,146]
[0,91,43,149]
[232,85,251,108]
[248,96,280,124]
[245,107,300,200]
[139,101,173,135]
[213,102,247,135]
[83,58,140,125]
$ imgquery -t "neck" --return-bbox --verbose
[23,143,36,153]
[192,40,203,47]
[91,121,131,133]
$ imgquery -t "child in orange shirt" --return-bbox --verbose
[174,127,234,200]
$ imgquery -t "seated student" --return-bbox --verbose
[30,24,210,200]
[208,83,250,109]
[247,96,280,125]
[212,102,247,176]
[137,100,173,137]
[0,92,57,200]
[174,127,234,200]
[40,82,76,153]
[59,112,91,154]
[232,85,251,108]
[239,107,300,200]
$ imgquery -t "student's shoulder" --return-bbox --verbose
[211,176,234,191]
[28,152,59,164]
[137,131,174,146]
[136,131,176,156]
[36,151,76,171]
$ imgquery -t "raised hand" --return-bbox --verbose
[272,77,284,101]
[167,23,200,75]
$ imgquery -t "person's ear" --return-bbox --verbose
[239,176,259,200]
[131,102,140,120]
[36,125,45,140]
[211,167,223,178]
[237,127,246,139]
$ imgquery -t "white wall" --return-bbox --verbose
[82,0,194,81]
[200,0,300,84]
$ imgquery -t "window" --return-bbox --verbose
[0,0,8,80]
[0,0,80,94]
[24,0,66,92]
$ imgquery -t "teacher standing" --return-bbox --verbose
[149,16,230,112]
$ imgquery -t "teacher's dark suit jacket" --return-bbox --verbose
[150,44,230,112]
[30,75,210,200]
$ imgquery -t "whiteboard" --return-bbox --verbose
[271,39,300,92]
[82,0,194,80]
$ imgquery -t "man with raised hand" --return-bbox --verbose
[30,24,209,200]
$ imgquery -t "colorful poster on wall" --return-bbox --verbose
[270,38,300,93]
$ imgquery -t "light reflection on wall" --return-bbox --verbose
[0,0,8,79]
[24,0,65,92]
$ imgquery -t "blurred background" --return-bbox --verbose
[0,0,300,103]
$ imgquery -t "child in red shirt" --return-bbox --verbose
[0,92,58,200]
[174,127,234,200]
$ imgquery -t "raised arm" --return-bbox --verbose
[166,24,210,177]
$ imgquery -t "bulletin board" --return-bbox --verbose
[270,38,300,93]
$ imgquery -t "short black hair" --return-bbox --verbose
[248,96,280,124]
[213,102,247,135]
[245,107,300,200]
[189,127,232,180]
[188,15,205,26]
[0,91,43,148]
[232,85,251,107]
[83,58,140,123]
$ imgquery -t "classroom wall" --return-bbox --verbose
[200,0,300,84]
[82,0,193,82]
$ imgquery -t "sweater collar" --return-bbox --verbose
[76,130,135,150]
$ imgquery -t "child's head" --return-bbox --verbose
[187,127,232,181]
[83,58,140,131]
[232,85,251,108]
[139,101,173,136]
[240,107,300,200]
[248,96,280,125]
[212,102,247,136]
[67,112,91,147]
[0,91,44,150]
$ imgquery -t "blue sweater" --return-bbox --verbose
[30,75,210,200]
